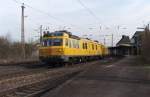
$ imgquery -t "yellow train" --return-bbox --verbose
[39,30,109,64]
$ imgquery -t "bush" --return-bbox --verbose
[0,36,38,62]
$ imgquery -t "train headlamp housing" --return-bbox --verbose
[58,48,63,52]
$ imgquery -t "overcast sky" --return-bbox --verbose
[0,0,150,46]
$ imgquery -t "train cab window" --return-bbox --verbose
[42,38,63,46]
[48,33,54,37]
[53,38,63,46]
[43,40,47,46]
[53,32,63,36]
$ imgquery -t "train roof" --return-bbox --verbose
[55,30,72,35]
[43,30,104,45]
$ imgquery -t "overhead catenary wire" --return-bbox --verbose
[12,0,65,24]
[12,0,19,4]
[76,0,110,35]
[25,4,66,24]
[77,0,101,24]
[77,0,125,31]
[11,0,86,31]
[25,5,86,30]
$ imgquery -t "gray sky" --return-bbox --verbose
[0,0,150,46]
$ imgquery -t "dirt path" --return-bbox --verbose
[42,56,150,97]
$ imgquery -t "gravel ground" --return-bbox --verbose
[0,66,28,75]
[42,56,150,97]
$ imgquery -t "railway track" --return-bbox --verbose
[0,57,117,97]
[0,58,115,79]
[0,65,48,81]
[0,67,81,97]
[0,60,102,97]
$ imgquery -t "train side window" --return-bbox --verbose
[78,41,80,48]
[85,43,87,49]
[75,40,78,48]
[71,39,74,48]
[48,39,52,46]
[77,41,79,48]
[87,43,88,49]
[83,43,85,49]
[92,44,94,50]
[96,45,97,50]
[72,40,74,48]
[75,40,77,48]
[84,43,86,49]
[82,43,84,49]
[65,39,68,46]
[73,40,76,48]
[88,43,90,49]
[68,39,71,48]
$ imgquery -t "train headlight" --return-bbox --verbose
[58,49,63,52]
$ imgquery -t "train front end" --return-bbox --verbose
[39,31,69,64]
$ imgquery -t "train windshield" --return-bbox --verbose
[53,32,63,36]
[43,32,63,37]
[42,38,63,46]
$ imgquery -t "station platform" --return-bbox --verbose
[42,56,150,97]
